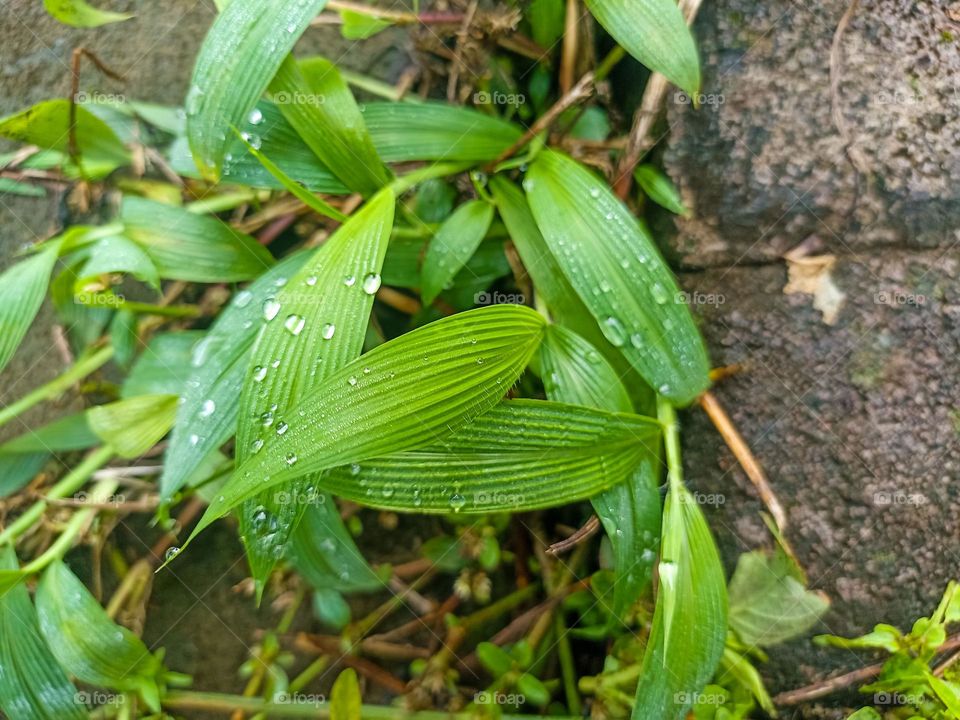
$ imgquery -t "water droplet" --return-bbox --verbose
[343,275,356,287]
[476,358,485,365]
[361,273,382,295]
[601,316,627,347]
[284,314,305,336]
[271,359,280,368]
[253,365,267,382]
[382,484,396,498]
[348,376,358,386]
[630,333,645,350]
[165,547,181,561]
[285,452,298,466]
[248,108,263,125]
[276,421,289,435]
[658,383,672,395]
[449,493,467,512]
[589,187,601,199]
[305,275,318,286]
[199,399,216,418]
[651,283,670,305]
[262,298,281,321]
[251,438,264,453]
[261,411,274,427]
[321,323,336,339]
[362,367,371,375]
[189,433,200,446]
[350,463,361,475]
[234,290,253,308]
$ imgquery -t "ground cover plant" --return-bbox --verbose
[0,0,940,718]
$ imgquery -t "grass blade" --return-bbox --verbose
[0,244,60,376]
[421,200,494,305]
[88,394,178,458]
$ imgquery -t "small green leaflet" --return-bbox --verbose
[160,252,308,498]
[236,189,394,593]
[88,394,178,458]
[728,550,829,647]
[0,100,129,178]
[846,710,882,720]
[584,0,700,96]
[43,0,132,26]
[330,668,362,720]
[121,196,274,282]
[525,151,710,405]
[36,560,165,711]
[180,305,546,549]
[185,0,329,179]
[72,234,160,290]
[539,324,661,619]
[322,399,661,513]
[421,200,494,305]
[269,56,391,195]
[0,547,85,720]
[635,164,689,216]
[0,243,60,376]
[339,9,392,39]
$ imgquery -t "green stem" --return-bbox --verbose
[340,69,418,103]
[116,299,201,318]
[594,46,627,83]
[554,614,581,715]
[162,691,580,719]
[656,394,683,493]
[186,189,265,215]
[389,162,473,195]
[0,445,114,546]
[0,346,114,429]
[287,655,331,694]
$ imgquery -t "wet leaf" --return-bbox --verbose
[88,394,178,458]
[635,164,689,216]
[421,200,494,305]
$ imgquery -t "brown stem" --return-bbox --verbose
[546,515,600,555]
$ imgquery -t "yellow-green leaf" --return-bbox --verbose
[43,0,132,27]
[88,394,178,458]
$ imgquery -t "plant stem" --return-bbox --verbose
[186,189,264,215]
[0,445,114,546]
[339,69,418,103]
[0,345,113,429]
[657,394,683,493]
[389,162,473,195]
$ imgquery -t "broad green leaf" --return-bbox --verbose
[270,56,391,195]
[185,0,329,178]
[525,151,710,405]
[322,399,660,513]
[237,189,394,592]
[0,243,60,375]
[528,0,565,48]
[160,253,308,498]
[339,9,392,39]
[814,624,903,654]
[0,547,85,720]
[0,100,129,178]
[36,560,164,710]
[718,647,775,716]
[330,668,362,720]
[928,673,960,717]
[73,234,160,290]
[359,102,522,163]
[88,394,178,458]
[184,305,547,544]
[421,200,494,305]
[728,550,829,647]
[635,164,689,216]
[289,498,384,593]
[121,331,204,398]
[539,324,660,619]
[43,0,132,26]
[584,0,700,95]
[121,196,274,282]
[235,132,346,221]
[632,485,727,720]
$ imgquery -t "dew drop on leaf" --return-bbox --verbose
[321,323,336,339]
[284,314,305,336]
[601,316,627,347]
[252,365,267,382]
[262,298,281,321]
[165,546,181,561]
[248,108,263,125]
[361,273,382,295]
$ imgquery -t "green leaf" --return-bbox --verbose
[184,305,547,544]
[359,102,522,163]
[539,324,661,619]
[121,196,274,282]
[632,485,727,720]
[584,0,700,95]
[322,399,660,513]
[73,234,160,290]
[525,151,710,405]
[0,547,85,720]
[88,394,178,458]
[43,0,132,26]
[517,673,551,706]
[635,164,689,216]
[477,642,514,675]
[36,560,164,709]
[421,200,494,305]
[339,8,392,39]
[122,331,204,398]
[489,174,651,409]
[0,244,60,375]
[845,710,882,720]
[0,100,129,178]
[0,178,46,197]
[928,673,960,717]
[185,0,329,179]
[528,0,565,48]
[236,189,394,592]
[269,56,391,195]
[728,550,829,647]
[330,668,362,720]
[718,646,775,716]
[814,624,903,654]
[160,253,308,498]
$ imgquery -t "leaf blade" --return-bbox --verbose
[0,244,60,375]
[421,200,494,305]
